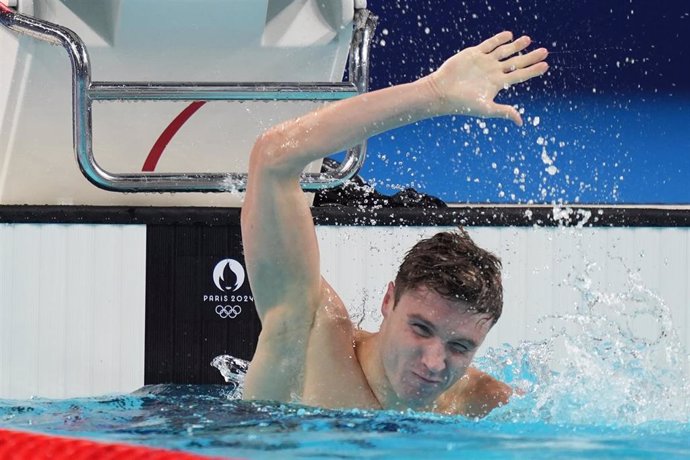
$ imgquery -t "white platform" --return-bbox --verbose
[0,0,358,206]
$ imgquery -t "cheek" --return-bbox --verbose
[450,353,474,376]
[463,350,479,366]
[399,331,424,361]
[382,346,406,387]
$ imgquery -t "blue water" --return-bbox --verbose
[1,384,689,459]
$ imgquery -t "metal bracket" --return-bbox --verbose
[0,4,378,192]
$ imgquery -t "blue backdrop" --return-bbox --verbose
[350,0,690,204]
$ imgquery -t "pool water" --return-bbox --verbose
[1,383,688,459]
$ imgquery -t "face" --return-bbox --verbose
[378,283,493,409]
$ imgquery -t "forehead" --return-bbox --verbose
[397,287,493,336]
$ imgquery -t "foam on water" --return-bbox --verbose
[210,354,248,398]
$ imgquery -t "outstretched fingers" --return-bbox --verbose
[502,47,549,72]
[490,35,532,60]
[476,31,514,53]
[437,32,548,124]
[505,61,549,85]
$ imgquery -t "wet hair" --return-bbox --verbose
[393,228,503,325]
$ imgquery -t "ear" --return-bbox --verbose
[381,281,395,318]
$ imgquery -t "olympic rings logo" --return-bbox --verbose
[215,304,242,319]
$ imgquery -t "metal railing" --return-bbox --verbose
[0,3,377,192]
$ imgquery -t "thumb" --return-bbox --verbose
[491,103,522,126]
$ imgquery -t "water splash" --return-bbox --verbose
[212,262,689,428]
[210,355,248,399]
[211,264,689,427]
[479,264,690,426]
[220,175,243,194]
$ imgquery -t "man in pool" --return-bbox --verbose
[241,32,548,416]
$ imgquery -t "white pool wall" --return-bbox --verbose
[1,223,689,398]
[0,224,146,399]
[321,225,690,365]
[320,224,690,414]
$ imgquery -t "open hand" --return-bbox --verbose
[426,31,548,126]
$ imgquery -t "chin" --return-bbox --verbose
[397,384,441,408]
[404,395,437,411]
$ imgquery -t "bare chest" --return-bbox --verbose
[300,308,380,409]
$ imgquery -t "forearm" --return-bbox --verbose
[250,31,548,179]
[254,76,442,177]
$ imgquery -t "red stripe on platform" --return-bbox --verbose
[0,429,236,459]
[142,101,207,172]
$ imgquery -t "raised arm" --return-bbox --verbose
[243,31,547,309]
[241,32,547,399]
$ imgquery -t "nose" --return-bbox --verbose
[421,339,446,374]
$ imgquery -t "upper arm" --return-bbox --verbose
[241,130,323,323]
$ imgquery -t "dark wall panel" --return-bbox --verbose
[145,224,261,384]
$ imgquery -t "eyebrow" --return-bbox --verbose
[408,314,478,349]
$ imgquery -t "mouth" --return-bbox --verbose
[412,372,443,385]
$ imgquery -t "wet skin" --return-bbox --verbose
[241,32,548,414]
[357,283,494,412]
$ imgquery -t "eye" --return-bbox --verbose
[449,343,469,354]
[410,323,432,337]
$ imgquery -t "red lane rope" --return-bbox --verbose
[0,428,235,460]
[142,101,207,172]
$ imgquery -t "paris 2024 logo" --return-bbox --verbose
[202,259,254,319]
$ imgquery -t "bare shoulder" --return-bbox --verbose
[244,279,347,402]
[302,280,376,408]
[353,328,374,342]
[309,279,359,361]
[436,367,513,418]
[313,279,352,327]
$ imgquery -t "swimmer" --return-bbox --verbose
[241,32,548,416]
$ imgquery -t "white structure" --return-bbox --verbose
[0,0,363,206]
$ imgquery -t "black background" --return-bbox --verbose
[145,224,261,384]
[364,0,689,94]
